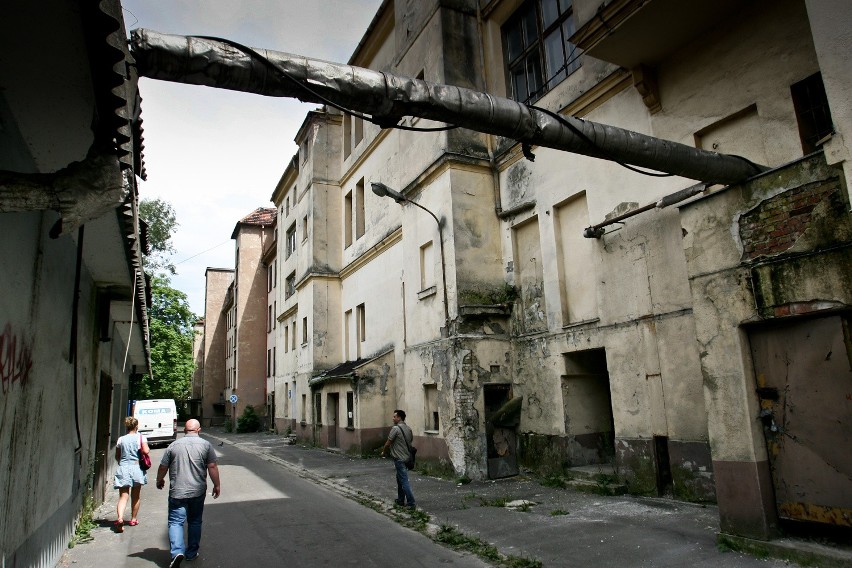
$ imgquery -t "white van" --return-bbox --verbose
[133,399,177,447]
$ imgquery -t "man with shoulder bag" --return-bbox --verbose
[380,409,416,509]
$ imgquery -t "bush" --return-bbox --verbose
[236,405,261,433]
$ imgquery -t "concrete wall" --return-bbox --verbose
[680,154,851,538]
[0,210,139,566]
[231,225,274,423]
[201,268,232,424]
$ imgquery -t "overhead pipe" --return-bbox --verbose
[130,30,766,185]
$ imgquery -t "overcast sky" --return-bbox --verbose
[122,0,383,315]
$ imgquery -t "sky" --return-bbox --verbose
[122,0,384,316]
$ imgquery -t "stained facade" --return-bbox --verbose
[203,0,852,542]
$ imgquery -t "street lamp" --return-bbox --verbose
[371,182,450,336]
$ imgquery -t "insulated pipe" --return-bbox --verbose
[130,29,766,184]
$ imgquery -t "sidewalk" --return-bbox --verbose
[200,428,851,568]
[60,428,851,567]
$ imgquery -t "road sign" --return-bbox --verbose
[229,394,238,404]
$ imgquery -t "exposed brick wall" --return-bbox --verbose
[740,179,840,260]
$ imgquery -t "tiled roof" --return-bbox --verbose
[239,207,277,226]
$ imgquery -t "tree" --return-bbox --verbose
[140,275,196,400]
[140,197,178,275]
[137,197,196,400]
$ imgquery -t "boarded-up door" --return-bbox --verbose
[750,315,852,527]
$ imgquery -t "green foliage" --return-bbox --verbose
[540,474,568,489]
[140,198,178,276]
[140,276,196,400]
[69,495,97,547]
[550,509,570,516]
[236,405,261,433]
[224,418,233,433]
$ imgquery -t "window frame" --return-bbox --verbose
[502,0,581,104]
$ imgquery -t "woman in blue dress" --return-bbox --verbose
[113,416,150,532]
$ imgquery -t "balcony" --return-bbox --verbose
[570,0,742,69]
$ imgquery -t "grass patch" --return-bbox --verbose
[68,496,97,548]
[436,525,501,561]
[550,509,570,516]
[539,474,567,489]
[479,495,513,507]
[436,525,543,568]
[415,459,457,480]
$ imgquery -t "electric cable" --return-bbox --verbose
[190,35,459,133]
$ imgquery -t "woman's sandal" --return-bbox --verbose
[113,520,124,533]
[128,520,139,526]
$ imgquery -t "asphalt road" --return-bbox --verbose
[60,437,487,567]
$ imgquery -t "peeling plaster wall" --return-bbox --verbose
[680,154,851,537]
[0,210,133,566]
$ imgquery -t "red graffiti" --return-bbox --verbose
[0,323,33,394]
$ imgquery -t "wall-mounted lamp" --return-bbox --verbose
[371,182,450,336]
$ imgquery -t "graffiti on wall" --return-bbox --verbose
[0,323,33,393]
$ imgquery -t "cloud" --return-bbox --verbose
[125,0,383,314]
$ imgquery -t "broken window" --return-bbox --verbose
[791,72,833,155]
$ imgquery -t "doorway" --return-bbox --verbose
[92,373,113,503]
[750,314,852,529]
[484,384,519,479]
[561,349,615,465]
[327,393,339,448]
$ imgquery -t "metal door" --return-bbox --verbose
[750,315,852,527]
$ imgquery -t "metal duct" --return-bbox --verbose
[130,29,765,184]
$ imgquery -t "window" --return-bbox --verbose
[291,321,297,351]
[346,391,354,428]
[266,349,272,377]
[343,113,352,158]
[344,191,353,248]
[356,302,366,354]
[267,266,273,292]
[344,309,352,360]
[420,241,434,291]
[424,384,439,431]
[357,304,366,343]
[302,215,308,242]
[285,272,296,299]
[301,394,307,421]
[300,137,310,164]
[791,72,833,155]
[354,116,363,147]
[286,224,297,258]
[355,178,365,240]
[503,0,580,104]
[273,346,276,375]
[285,195,290,216]
[302,317,308,345]
[273,259,277,288]
[273,301,277,329]
[284,326,289,353]
[268,305,273,332]
[314,392,322,425]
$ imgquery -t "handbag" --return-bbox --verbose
[138,434,152,471]
[400,426,417,471]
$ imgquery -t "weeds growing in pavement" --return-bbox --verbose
[436,525,543,567]
[69,494,97,548]
[479,495,512,507]
[550,509,570,516]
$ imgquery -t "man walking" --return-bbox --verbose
[156,419,221,567]
[380,409,415,509]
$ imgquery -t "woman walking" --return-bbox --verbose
[114,416,150,532]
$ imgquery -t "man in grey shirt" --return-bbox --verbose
[156,419,220,567]
[380,409,415,508]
